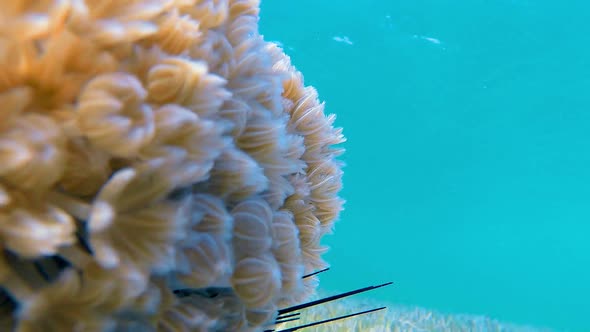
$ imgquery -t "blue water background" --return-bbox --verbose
[260,1,590,331]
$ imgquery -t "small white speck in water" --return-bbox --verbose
[333,35,354,45]
[413,34,442,45]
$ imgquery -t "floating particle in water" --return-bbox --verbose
[332,36,353,45]
[413,34,442,45]
[411,35,447,50]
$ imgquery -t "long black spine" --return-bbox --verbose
[277,282,392,315]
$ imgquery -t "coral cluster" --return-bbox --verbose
[0,0,345,331]
[285,294,554,332]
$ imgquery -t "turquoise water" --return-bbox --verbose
[261,1,590,331]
